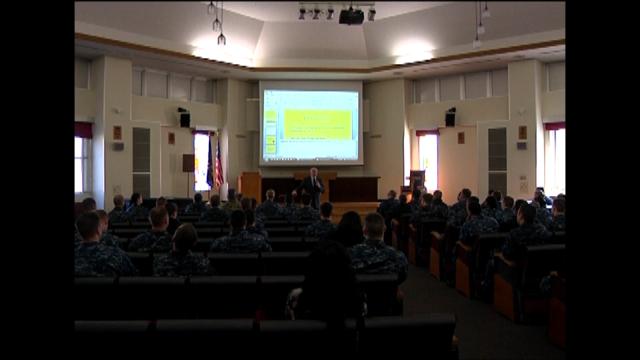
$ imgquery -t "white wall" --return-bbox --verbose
[409,96,509,129]
[542,89,565,122]
[438,127,479,205]
[75,88,96,122]
[132,95,222,128]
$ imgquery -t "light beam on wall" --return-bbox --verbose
[191,37,254,67]
[392,39,435,65]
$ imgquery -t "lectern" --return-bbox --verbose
[238,171,262,203]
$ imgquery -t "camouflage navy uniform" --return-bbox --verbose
[153,250,213,276]
[447,200,468,228]
[410,206,437,225]
[222,200,241,215]
[549,214,566,232]
[431,199,449,220]
[377,198,399,218]
[409,200,421,214]
[200,206,229,223]
[535,207,552,229]
[500,208,517,229]
[458,215,499,246]
[247,224,269,240]
[292,206,320,222]
[128,230,172,252]
[125,205,149,221]
[481,207,503,224]
[210,230,272,253]
[75,242,137,276]
[256,200,280,219]
[100,232,122,248]
[502,223,552,262]
[184,202,207,215]
[349,238,409,284]
[305,219,337,240]
[108,206,129,224]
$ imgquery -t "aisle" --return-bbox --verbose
[400,264,565,360]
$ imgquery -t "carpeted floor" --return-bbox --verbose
[400,264,566,360]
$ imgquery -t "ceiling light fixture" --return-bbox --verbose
[368,7,376,21]
[217,1,226,45]
[327,6,334,20]
[313,8,321,20]
[212,1,221,32]
[207,1,216,15]
[482,2,491,18]
[299,7,306,20]
[473,2,481,48]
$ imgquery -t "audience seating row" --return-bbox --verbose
[117,236,318,253]
[75,314,458,357]
[111,225,312,242]
[74,273,400,320]
[127,251,312,276]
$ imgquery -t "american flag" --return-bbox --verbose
[206,136,214,189]
[215,136,223,189]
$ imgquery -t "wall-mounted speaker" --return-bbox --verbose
[180,113,191,128]
[445,112,456,127]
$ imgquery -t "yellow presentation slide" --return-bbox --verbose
[283,109,352,140]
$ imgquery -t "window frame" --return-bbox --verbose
[75,136,91,194]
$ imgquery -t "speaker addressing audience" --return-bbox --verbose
[74,212,136,277]
[292,167,324,210]
[305,202,337,240]
[210,210,272,253]
[153,223,213,276]
[128,206,171,252]
[349,212,409,284]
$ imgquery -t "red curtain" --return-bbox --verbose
[416,129,440,136]
[74,122,93,139]
[544,122,565,131]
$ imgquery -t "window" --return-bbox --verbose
[75,58,90,89]
[132,68,143,96]
[413,78,436,104]
[490,69,508,97]
[145,71,168,98]
[464,72,487,99]
[545,128,566,196]
[488,128,507,196]
[170,74,191,101]
[547,62,565,91]
[194,133,212,192]
[132,128,151,199]
[75,137,89,193]
[418,134,438,191]
[439,75,461,101]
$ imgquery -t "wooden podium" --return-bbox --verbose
[237,171,261,203]
[293,171,337,204]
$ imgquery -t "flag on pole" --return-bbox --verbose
[206,135,214,189]
[215,135,224,189]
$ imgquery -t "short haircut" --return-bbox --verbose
[266,189,275,199]
[421,193,434,205]
[277,194,286,204]
[320,202,333,218]
[519,204,536,224]
[149,206,168,227]
[81,198,97,213]
[301,193,312,206]
[210,194,221,207]
[230,210,246,230]
[412,189,422,201]
[76,212,100,239]
[156,197,167,207]
[468,201,482,215]
[240,197,252,211]
[484,196,498,209]
[194,193,203,203]
[113,194,124,207]
[388,190,397,198]
[503,196,514,209]
[467,196,480,205]
[493,191,502,202]
[165,202,177,216]
[95,209,108,221]
[245,209,255,225]
[130,193,141,205]
[364,212,385,239]
[553,198,565,213]
[399,194,407,204]
[536,187,545,193]
[461,188,472,199]
[433,190,443,199]
[172,223,198,252]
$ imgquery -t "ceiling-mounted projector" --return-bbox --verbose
[339,7,364,25]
